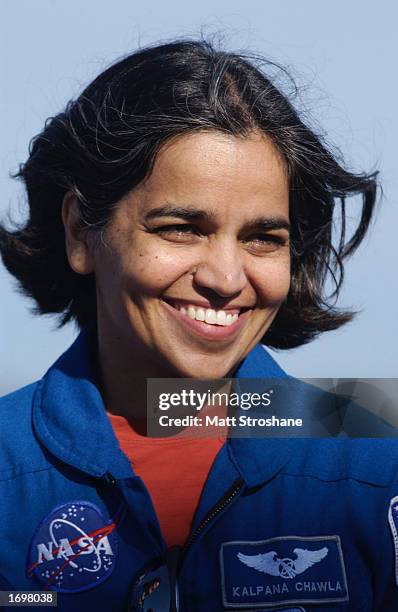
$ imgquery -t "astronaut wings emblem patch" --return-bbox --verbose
[237,546,328,579]
[220,536,349,607]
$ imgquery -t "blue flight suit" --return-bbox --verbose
[0,329,397,610]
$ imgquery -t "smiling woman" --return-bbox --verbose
[63,131,291,386]
[0,39,397,611]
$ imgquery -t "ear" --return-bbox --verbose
[62,192,94,275]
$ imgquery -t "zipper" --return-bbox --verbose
[105,471,244,560]
[104,471,117,486]
[179,477,244,566]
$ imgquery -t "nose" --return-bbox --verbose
[192,240,247,298]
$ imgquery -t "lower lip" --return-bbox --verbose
[161,301,250,341]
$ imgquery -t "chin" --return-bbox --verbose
[172,358,236,380]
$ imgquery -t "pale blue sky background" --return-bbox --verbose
[1,0,397,394]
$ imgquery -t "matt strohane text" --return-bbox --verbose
[158,414,303,428]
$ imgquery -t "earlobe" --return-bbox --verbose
[62,192,94,275]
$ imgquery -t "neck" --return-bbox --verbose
[95,330,176,431]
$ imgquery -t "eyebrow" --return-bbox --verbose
[144,206,214,223]
[144,205,290,233]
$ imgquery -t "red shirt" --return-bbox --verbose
[108,413,226,547]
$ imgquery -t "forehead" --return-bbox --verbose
[120,130,289,222]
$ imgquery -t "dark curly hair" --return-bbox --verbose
[0,39,378,349]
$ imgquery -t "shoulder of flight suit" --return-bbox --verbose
[280,438,398,486]
[0,381,51,481]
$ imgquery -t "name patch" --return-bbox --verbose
[220,535,348,608]
[224,609,305,612]
[27,501,118,592]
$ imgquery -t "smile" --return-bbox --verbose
[178,304,239,326]
[161,299,251,341]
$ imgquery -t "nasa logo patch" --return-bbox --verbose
[27,501,118,592]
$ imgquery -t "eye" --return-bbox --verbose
[150,224,201,241]
[243,233,288,253]
[154,224,197,234]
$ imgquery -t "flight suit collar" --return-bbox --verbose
[229,344,295,488]
[33,329,293,487]
[33,328,133,479]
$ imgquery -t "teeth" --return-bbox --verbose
[196,308,205,321]
[173,303,240,326]
[216,311,227,325]
[205,309,217,324]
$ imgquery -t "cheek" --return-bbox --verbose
[250,259,291,305]
[120,247,196,296]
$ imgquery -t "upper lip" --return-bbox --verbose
[162,298,252,312]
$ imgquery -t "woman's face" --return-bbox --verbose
[76,131,291,378]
